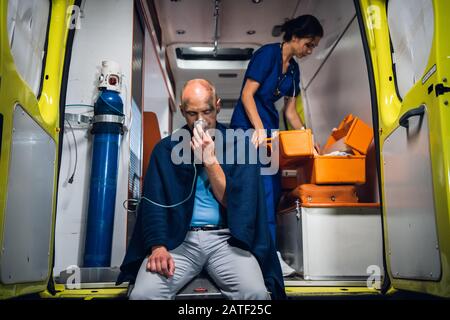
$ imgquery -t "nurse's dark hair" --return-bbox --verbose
[281,15,324,42]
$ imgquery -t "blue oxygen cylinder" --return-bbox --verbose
[83,89,124,267]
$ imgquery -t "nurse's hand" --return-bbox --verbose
[148,246,175,278]
[252,128,267,148]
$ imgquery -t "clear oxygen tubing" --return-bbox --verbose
[124,119,207,212]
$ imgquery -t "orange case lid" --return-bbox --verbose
[323,114,373,155]
[279,129,314,158]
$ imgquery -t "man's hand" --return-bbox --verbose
[147,246,175,278]
[191,125,218,166]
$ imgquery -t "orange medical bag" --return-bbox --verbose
[286,184,359,204]
[277,114,374,185]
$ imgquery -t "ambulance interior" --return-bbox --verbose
[56,0,384,296]
[4,0,438,298]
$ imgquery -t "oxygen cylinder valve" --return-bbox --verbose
[98,60,123,93]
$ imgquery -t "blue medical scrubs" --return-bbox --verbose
[230,43,301,245]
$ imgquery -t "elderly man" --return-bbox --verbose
[117,79,285,300]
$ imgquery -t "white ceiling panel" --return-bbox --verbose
[155,0,302,46]
[155,0,302,103]
[154,0,358,105]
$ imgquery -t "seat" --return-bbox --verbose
[175,270,225,300]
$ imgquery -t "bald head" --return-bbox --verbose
[181,79,217,109]
[179,79,221,130]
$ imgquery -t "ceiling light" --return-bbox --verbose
[176,29,186,35]
[247,30,256,35]
[252,0,262,3]
[190,47,214,52]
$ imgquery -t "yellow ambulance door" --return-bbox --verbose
[0,0,74,299]
[357,0,450,298]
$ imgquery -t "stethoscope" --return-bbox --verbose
[274,68,296,98]
[274,44,296,98]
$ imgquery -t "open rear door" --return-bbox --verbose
[0,0,73,299]
[356,0,450,297]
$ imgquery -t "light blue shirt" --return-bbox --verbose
[190,167,223,227]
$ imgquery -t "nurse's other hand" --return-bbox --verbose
[148,246,175,278]
[252,129,267,148]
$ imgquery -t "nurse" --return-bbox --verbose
[230,14,323,275]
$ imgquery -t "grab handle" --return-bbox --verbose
[399,105,425,129]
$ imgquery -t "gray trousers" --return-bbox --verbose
[129,229,270,300]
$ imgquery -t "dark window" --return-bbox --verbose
[176,48,254,61]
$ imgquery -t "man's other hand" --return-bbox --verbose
[147,246,175,278]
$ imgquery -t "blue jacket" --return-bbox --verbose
[117,123,286,299]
